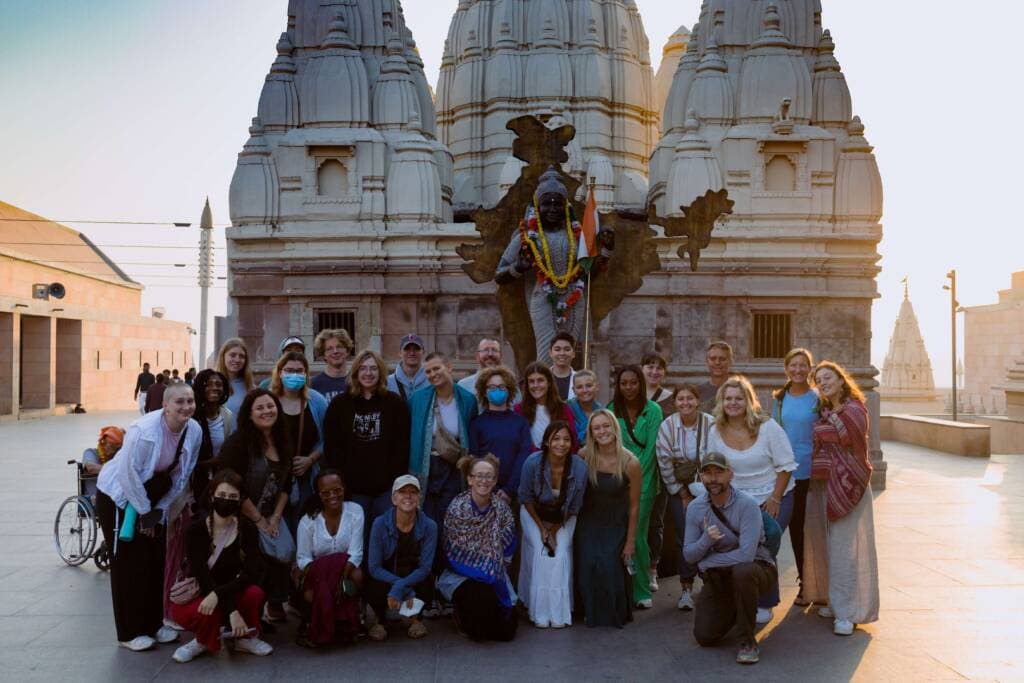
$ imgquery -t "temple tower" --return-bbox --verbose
[436,0,659,211]
[226,1,477,370]
[880,282,939,407]
[648,0,886,485]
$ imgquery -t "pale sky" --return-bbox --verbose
[1,0,1021,384]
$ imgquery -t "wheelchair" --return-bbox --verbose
[53,459,111,570]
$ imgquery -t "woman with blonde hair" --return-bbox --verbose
[575,409,641,627]
[804,361,879,636]
[707,375,797,624]
[771,348,819,604]
[216,338,255,417]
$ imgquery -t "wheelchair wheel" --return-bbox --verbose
[54,496,97,567]
[94,541,111,571]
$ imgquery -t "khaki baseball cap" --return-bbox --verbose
[392,474,421,494]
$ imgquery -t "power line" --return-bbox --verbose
[1,241,223,249]
[0,217,206,227]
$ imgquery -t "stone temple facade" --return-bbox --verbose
[653,25,691,125]
[226,0,885,483]
[227,0,479,370]
[640,0,884,482]
[879,283,939,412]
[435,0,659,211]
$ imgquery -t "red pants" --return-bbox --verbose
[170,585,264,651]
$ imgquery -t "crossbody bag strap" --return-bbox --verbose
[623,407,647,450]
[709,502,741,537]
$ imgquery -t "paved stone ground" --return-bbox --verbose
[1,411,1022,681]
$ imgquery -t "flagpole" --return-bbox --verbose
[583,176,595,370]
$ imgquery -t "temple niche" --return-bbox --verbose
[435,0,659,212]
[648,0,885,484]
[879,283,941,414]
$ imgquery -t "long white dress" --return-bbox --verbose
[518,507,577,627]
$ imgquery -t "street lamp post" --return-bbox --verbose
[943,270,959,421]
[198,198,214,368]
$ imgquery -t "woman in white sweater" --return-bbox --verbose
[706,375,797,624]
[294,469,364,647]
[655,383,713,611]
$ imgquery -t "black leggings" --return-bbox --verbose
[452,580,518,642]
[789,479,810,587]
[96,492,166,642]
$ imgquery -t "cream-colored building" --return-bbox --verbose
[963,271,1024,415]
[0,202,193,418]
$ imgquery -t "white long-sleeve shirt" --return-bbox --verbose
[705,418,797,503]
[296,502,365,570]
[96,410,202,520]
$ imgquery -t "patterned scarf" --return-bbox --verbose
[812,399,871,521]
[444,490,517,609]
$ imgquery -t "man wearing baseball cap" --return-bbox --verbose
[386,333,429,401]
[366,475,437,641]
[683,452,777,666]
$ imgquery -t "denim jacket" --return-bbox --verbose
[517,451,588,518]
[368,507,438,601]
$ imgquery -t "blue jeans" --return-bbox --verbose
[350,492,393,566]
[758,488,794,609]
[668,493,700,584]
[423,471,463,576]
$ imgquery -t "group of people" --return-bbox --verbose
[134,364,198,414]
[94,330,877,666]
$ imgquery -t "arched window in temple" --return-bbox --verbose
[317,159,348,197]
[765,155,796,192]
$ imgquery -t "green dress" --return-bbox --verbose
[575,471,633,627]
[609,400,662,603]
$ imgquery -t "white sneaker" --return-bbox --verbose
[817,606,834,619]
[154,625,180,644]
[635,599,653,609]
[172,639,207,663]
[234,637,273,656]
[676,589,695,611]
[755,607,773,624]
[119,635,156,652]
[649,572,659,593]
[833,619,855,636]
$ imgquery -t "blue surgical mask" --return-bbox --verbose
[486,386,509,406]
[282,374,306,391]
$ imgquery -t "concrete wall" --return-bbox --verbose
[879,414,990,457]
[963,272,1024,414]
[962,416,1024,455]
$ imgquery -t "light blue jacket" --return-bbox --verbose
[387,364,429,401]
[408,384,479,492]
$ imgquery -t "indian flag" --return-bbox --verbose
[577,182,599,261]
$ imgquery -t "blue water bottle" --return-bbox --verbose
[119,503,138,542]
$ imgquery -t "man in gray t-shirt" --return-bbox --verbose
[697,341,733,414]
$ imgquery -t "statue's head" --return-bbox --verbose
[534,166,567,229]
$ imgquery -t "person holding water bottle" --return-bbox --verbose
[95,383,202,651]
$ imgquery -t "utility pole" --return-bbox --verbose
[198,198,214,368]
[943,269,959,421]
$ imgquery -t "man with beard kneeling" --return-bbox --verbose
[684,452,777,665]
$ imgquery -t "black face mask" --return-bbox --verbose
[212,497,240,518]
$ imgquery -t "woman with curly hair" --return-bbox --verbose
[468,365,533,502]
[803,361,879,636]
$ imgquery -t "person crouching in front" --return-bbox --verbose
[684,452,777,665]
[366,475,438,641]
